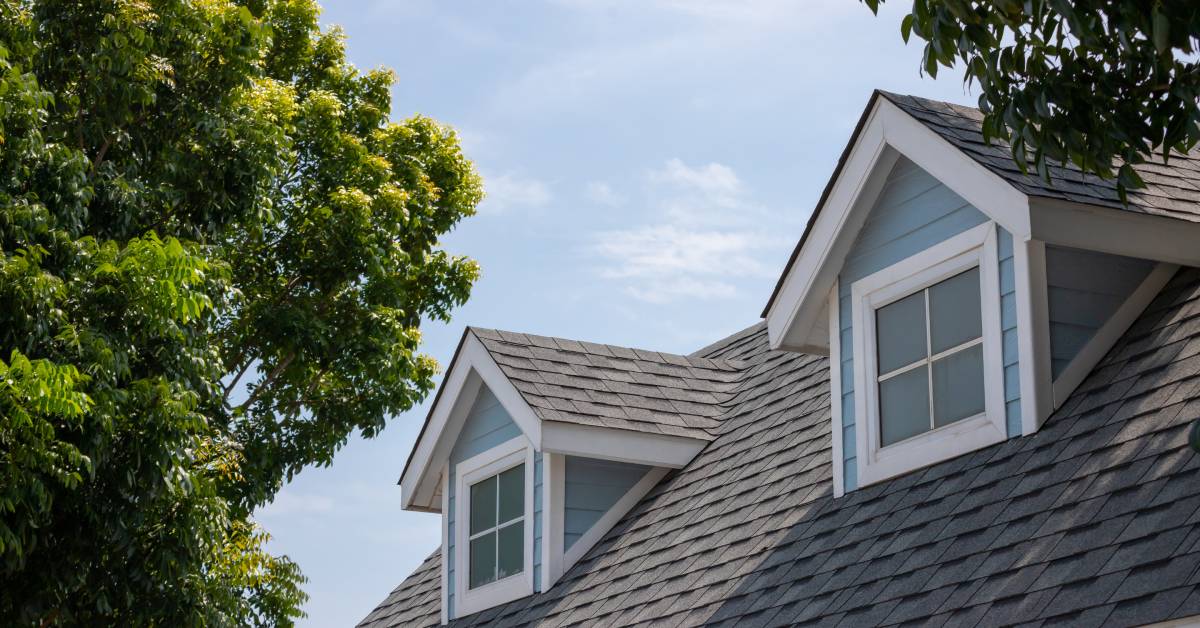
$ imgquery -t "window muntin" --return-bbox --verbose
[875,267,985,447]
[467,464,525,589]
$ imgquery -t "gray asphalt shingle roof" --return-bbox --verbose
[361,267,1200,628]
[879,91,1200,222]
[470,327,743,441]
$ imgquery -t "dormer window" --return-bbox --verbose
[850,222,1006,486]
[467,463,524,589]
[454,438,534,616]
[875,266,983,446]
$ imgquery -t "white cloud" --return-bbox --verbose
[649,158,742,208]
[585,181,626,206]
[590,159,789,303]
[480,173,552,213]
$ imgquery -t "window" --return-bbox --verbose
[850,223,1005,487]
[454,438,534,616]
[875,267,985,446]
[468,464,524,589]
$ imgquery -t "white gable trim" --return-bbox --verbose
[1051,262,1177,409]
[401,332,542,512]
[766,97,1031,353]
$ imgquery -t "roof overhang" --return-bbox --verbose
[762,91,1033,354]
[399,330,707,513]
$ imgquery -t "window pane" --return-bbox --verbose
[469,476,497,535]
[498,464,525,524]
[932,344,986,427]
[879,365,930,446]
[469,532,496,589]
[876,292,928,374]
[496,521,524,580]
[929,267,982,354]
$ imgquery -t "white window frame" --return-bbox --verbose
[850,222,1006,487]
[453,437,535,617]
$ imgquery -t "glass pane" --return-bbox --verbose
[932,344,986,427]
[496,521,524,580]
[498,464,525,524]
[876,292,928,374]
[469,532,496,589]
[929,267,982,354]
[469,476,497,535]
[879,365,930,446]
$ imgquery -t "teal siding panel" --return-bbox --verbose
[837,157,999,493]
[563,457,648,551]
[1046,246,1153,378]
[533,452,543,590]
[446,385,526,617]
[998,228,1022,438]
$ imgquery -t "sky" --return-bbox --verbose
[254,1,977,625]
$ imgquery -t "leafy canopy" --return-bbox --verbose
[863,0,1200,199]
[0,0,481,624]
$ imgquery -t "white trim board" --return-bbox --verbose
[828,281,845,498]
[849,222,1007,488]
[766,96,1032,354]
[1051,262,1178,409]
[1015,238,1053,434]
[452,437,536,618]
[541,452,565,590]
[1031,197,1200,268]
[540,422,705,469]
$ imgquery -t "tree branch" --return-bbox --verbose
[236,351,295,412]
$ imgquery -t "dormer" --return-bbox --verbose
[763,91,1195,496]
[399,328,737,621]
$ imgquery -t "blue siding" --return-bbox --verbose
[533,451,543,590]
[1046,246,1153,378]
[563,456,648,551]
[446,385,526,618]
[998,228,1022,437]
[838,157,991,493]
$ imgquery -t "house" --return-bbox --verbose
[359,91,1200,627]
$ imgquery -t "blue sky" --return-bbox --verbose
[255,1,976,625]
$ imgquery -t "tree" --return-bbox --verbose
[0,0,482,624]
[863,0,1200,200]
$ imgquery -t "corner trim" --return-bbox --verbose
[1015,238,1053,434]
[828,281,845,498]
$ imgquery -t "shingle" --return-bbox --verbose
[364,268,1200,628]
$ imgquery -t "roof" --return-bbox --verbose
[470,327,743,441]
[362,267,1200,628]
[762,90,1200,318]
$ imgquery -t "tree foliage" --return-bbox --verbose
[0,0,482,624]
[864,0,1200,199]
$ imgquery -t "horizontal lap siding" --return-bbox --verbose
[838,157,991,492]
[1046,246,1153,378]
[564,457,648,551]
